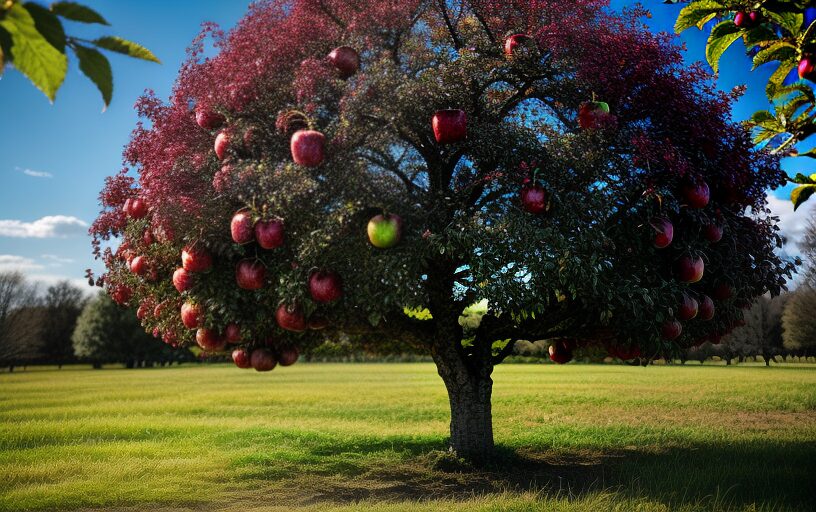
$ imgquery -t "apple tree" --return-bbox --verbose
[90,0,796,462]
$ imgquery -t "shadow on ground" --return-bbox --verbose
[223,432,816,510]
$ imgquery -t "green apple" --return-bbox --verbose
[367,214,403,249]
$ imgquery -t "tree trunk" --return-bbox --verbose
[92,362,102,369]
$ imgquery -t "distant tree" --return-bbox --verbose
[782,285,816,354]
[0,0,159,108]
[0,272,42,371]
[722,294,789,366]
[73,293,187,368]
[40,281,88,367]
[800,212,816,286]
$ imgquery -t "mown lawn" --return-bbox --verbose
[1,363,814,511]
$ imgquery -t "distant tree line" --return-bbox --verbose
[0,272,192,371]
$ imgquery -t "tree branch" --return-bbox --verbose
[436,0,463,50]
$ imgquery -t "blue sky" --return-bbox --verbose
[0,0,812,293]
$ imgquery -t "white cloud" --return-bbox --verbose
[15,166,53,178]
[41,254,75,266]
[27,274,95,295]
[765,194,813,260]
[0,215,88,238]
[0,255,44,273]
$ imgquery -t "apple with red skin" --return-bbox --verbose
[504,33,532,57]
[290,130,325,167]
[309,270,343,303]
[798,56,816,81]
[196,108,225,130]
[130,256,147,276]
[676,255,704,283]
[128,198,149,219]
[196,328,226,352]
[122,198,132,216]
[232,348,252,369]
[548,344,573,364]
[328,46,360,79]
[214,131,230,160]
[254,219,285,249]
[231,209,256,244]
[278,346,300,366]
[276,303,307,332]
[236,259,266,290]
[367,214,403,249]
[520,183,547,214]
[712,282,733,300]
[578,101,610,130]
[173,267,194,292]
[251,348,277,371]
[224,323,242,343]
[703,223,723,243]
[697,294,715,320]
[734,11,761,29]
[661,319,683,340]
[181,302,204,329]
[650,217,674,249]
[136,303,150,321]
[182,246,212,272]
[162,331,178,346]
[677,293,699,321]
[432,109,467,144]
[682,181,710,209]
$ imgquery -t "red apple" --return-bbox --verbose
[122,198,132,216]
[173,267,194,293]
[236,259,266,290]
[128,198,149,219]
[504,33,532,57]
[181,302,203,329]
[214,131,230,160]
[650,217,674,249]
[290,130,325,167]
[578,101,610,130]
[254,219,285,249]
[136,303,150,321]
[225,323,242,343]
[232,348,252,368]
[432,109,467,144]
[367,214,403,248]
[182,246,212,273]
[677,293,699,321]
[162,331,178,346]
[661,319,683,340]
[309,270,343,303]
[520,184,547,214]
[278,346,300,367]
[251,348,277,372]
[676,255,704,283]
[548,342,573,364]
[328,46,360,79]
[799,56,816,81]
[196,328,226,352]
[231,209,256,244]
[130,255,147,276]
[682,181,710,209]
[196,108,225,130]
[734,11,761,29]
[703,223,723,243]
[698,294,715,320]
[276,303,307,332]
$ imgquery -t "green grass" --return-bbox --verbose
[1,363,814,511]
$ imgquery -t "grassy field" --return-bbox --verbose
[1,363,814,512]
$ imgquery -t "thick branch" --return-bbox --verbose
[436,0,463,50]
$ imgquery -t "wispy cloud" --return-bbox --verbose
[41,254,75,266]
[0,255,94,295]
[0,255,44,273]
[15,166,53,179]
[765,193,814,264]
[0,215,88,238]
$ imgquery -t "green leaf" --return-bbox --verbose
[50,1,108,25]
[742,25,778,47]
[0,3,67,102]
[765,10,803,36]
[73,44,112,109]
[674,0,725,33]
[766,61,795,97]
[706,21,742,72]
[93,36,159,63]
[23,2,65,52]
[751,41,796,70]
[791,184,816,210]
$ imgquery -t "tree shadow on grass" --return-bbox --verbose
[227,433,816,511]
